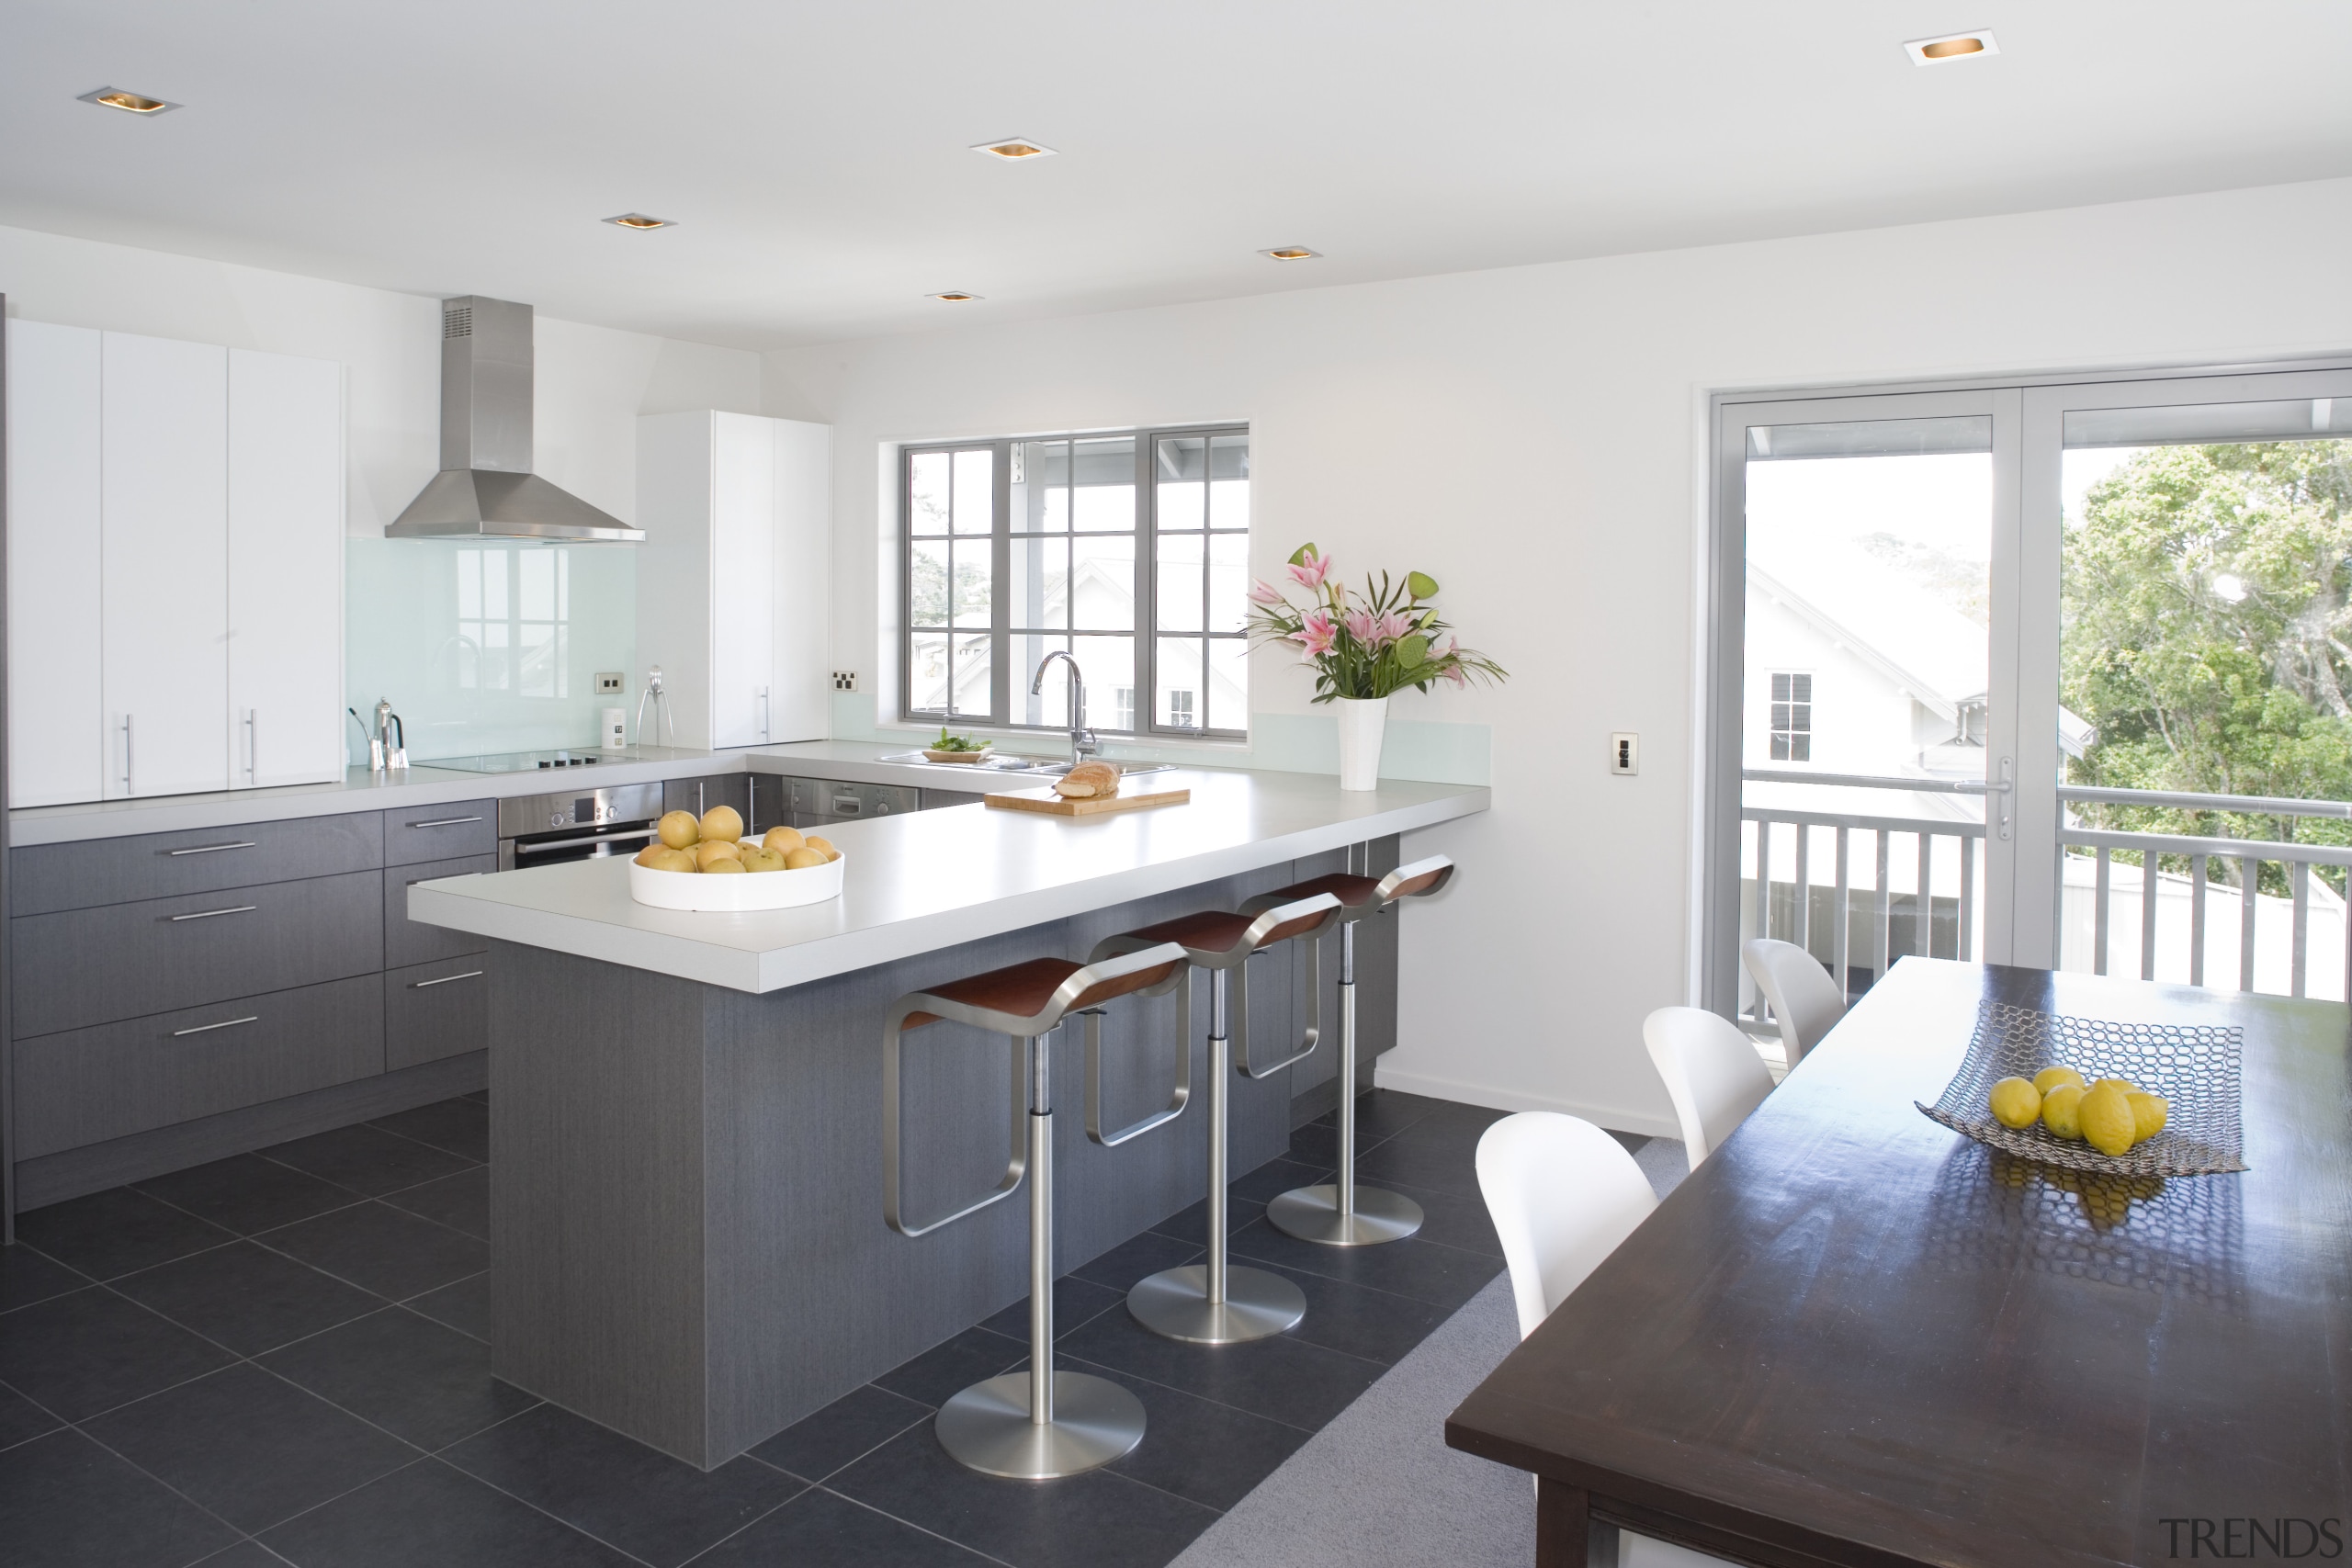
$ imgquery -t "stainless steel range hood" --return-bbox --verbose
[387,296,644,543]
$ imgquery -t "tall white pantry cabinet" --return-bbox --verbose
[637,411,830,750]
[6,321,345,807]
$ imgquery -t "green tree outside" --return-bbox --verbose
[2062,439,2352,893]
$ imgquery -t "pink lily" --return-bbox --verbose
[1248,578,1286,607]
[1343,608,1380,645]
[1376,611,1416,643]
[1291,610,1338,658]
[1287,550,1332,591]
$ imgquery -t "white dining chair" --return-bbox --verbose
[1741,938,1847,1065]
[1642,1006,1776,1171]
[1474,1112,1659,1342]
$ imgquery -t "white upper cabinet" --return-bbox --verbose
[638,410,830,752]
[228,348,345,787]
[6,322,106,808]
[103,332,231,799]
[5,322,345,807]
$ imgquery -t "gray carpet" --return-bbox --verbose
[1172,1136,1708,1568]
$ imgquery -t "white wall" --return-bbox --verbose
[765,176,2352,1135]
[0,222,763,536]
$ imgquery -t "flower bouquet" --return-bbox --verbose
[1247,545,1505,787]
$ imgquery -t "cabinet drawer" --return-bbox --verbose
[385,955,488,1071]
[13,869,384,1038]
[385,799,496,865]
[385,853,496,968]
[14,974,383,1159]
[12,812,382,916]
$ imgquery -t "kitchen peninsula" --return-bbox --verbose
[402,766,1485,1467]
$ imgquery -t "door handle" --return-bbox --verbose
[1996,756,2015,841]
[245,710,258,782]
[168,904,257,922]
[172,1014,257,1037]
[121,715,133,793]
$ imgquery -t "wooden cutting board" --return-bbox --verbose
[985,781,1191,817]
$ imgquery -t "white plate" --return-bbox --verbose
[628,842,844,911]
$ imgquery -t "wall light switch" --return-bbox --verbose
[832,671,860,693]
[595,671,625,695]
[1611,732,1639,775]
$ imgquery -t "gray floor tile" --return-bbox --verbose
[441,1402,801,1567]
[693,1486,998,1567]
[1226,1213,1502,1313]
[977,1273,1125,1343]
[259,1457,634,1567]
[259,1125,473,1199]
[134,1155,365,1236]
[749,1384,932,1483]
[1080,1358,1315,1511]
[258,1308,536,1450]
[0,1287,236,1422]
[1056,1302,1385,1431]
[376,1168,487,1242]
[83,1363,415,1534]
[13,1190,236,1281]
[0,1380,64,1450]
[869,1325,1025,1408]
[366,1099,491,1164]
[401,1272,489,1343]
[1251,1261,1451,1365]
[195,1541,300,1566]
[1,1242,92,1313]
[0,1427,239,1568]
[110,1241,382,1358]
[1073,1229,1203,1292]
[258,1201,486,1301]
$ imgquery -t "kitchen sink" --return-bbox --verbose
[877,751,1174,777]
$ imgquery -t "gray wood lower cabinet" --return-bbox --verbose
[385,799,496,864]
[384,853,496,968]
[386,955,489,1070]
[9,811,383,917]
[12,869,384,1038]
[14,974,383,1158]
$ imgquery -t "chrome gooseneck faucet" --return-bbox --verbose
[1030,651,1100,768]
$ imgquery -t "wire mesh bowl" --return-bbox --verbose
[1917,1001,2246,1177]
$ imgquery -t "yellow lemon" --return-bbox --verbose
[2126,1090,2169,1145]
[762,826,805,854]
[2078,1082,2137,1157]
[803,835,835,858]
[698,805,744,845]
[2032,1066,2086,1096]
[634,845,695,873]
[2041,1083,2087,1140]
[700,855,746,874]
[657,809,701,850]
[2093,1076,2138,1095]
[1989,1077,2042,1130]
[694,839,743,871]
[783,846,828,870]
[741,847,786,873]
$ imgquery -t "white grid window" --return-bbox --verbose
[1770,671,1812,761]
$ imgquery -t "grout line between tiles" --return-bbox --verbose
[809,1485,1026,1568]
[412,1450,666,1568]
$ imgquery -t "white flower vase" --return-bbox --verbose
[1335,696,1389,791]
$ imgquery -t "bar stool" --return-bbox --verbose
[1091,890,1344,1343]
[1243,853,1455,1247]
[884,940,1189,1479]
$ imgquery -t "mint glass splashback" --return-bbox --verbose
[345,538,638,763]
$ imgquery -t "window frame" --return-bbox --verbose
[1768,670,1813,762]
[898,423,1250,740]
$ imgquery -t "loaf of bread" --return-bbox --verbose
[1054,761,1123,798]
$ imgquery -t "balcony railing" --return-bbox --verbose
[1739,772,2352,1022]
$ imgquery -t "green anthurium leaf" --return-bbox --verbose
[1406,570,1439,599]
[1290,542,1318,567]
[1397,633,1429,668]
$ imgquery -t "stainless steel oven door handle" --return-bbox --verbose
[513,828,659,857]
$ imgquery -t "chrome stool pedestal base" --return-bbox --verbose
[1126,1263,1306,1344]
[1266,1183,1424,1247]
[935,1371,1146,1480]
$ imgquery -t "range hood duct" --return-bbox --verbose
[387,296,643,543]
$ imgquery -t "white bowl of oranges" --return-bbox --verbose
[626,805,843,912]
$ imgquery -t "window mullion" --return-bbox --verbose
[990,439,1012,727]
[1139,429,1159,739]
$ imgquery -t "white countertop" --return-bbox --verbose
[406,768,1487,993]
[5,740,1081,847]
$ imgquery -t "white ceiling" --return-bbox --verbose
[5,1,2347,352]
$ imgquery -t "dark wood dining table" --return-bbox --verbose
[1446,960,2352,1568]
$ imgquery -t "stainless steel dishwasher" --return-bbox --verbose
[774,776,922,829]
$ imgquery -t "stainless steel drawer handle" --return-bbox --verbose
[411,969,484,988]
[410,816,485,829]
[167,840,257,857]
[173,1015,257,1037]
[168,904,257,922]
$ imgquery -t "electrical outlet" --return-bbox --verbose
[595,671,625,695]
[1611,732,1640,775]
[832,670,859,693]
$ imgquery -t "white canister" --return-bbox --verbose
[602,707,628,749]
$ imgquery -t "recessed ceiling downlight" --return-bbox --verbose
[1905,30,1998,64]
[970,138,1057,161]
[78,86,177,115]
[1261,247,1320,262]
[604,213,674,231]
[928,292,981,302]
